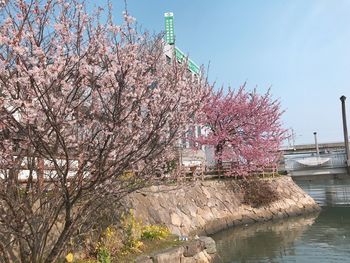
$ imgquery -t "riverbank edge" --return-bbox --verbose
[135,236,217,263]
[123,176,320,262]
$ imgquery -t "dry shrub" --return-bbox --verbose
[240,178,279,208]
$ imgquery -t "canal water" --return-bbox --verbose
[211,175,350,263]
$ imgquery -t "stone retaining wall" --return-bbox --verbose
[124,176,320,236]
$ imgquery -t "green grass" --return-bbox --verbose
[113,234,184,263]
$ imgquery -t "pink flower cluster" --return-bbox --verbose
[196,85,287,176]
[0,0,208,183]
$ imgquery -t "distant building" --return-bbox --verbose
[163,12,200,76]
[163,12,214,166]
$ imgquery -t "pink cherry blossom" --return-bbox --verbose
[195,84,287,177]
[0,1,209,262]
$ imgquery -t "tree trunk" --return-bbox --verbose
[216,143,223,175]
[44,220,72,263]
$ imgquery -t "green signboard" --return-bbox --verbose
[175,47,185,61]
[188,60,200,75]
[165,12,200,75]
[164,12,175,45]
[175,47,200,75]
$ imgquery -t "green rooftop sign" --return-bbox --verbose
[174,47,186,61]
[164,12,175,45]
[164,12,200,75]
[175,47,200,75]
[188,60,200,75]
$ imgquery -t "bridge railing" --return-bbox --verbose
[284,152,347,171]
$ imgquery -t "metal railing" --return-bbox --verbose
[284,152,347,171]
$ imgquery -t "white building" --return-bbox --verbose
[163,12,214,167]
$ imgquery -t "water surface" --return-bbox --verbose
[211,176,350,263]
[294,174,350,206]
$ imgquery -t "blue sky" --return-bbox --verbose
[102,0,350,145]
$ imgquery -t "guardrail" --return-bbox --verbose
[284,152,347,172]
[1,155,280,184]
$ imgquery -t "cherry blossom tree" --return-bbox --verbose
[0,0,208,262]
[197,85,286,177]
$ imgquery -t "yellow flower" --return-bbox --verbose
[65,252,74,263]
[105,226,114,238]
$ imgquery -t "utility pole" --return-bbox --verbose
[313,132,320,156]
[340,95,350,174]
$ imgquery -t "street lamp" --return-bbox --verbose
[340,96,350,173]
[313,132,320,156]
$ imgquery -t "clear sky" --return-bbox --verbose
[102,0,350,145]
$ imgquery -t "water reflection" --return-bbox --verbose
[212,207,350,263]
[212,176,350,262]
[212,213,318,263]
[293,174,350,206]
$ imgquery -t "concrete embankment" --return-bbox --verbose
[124,176,320,236]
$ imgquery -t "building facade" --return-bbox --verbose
[163,12,214,167]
